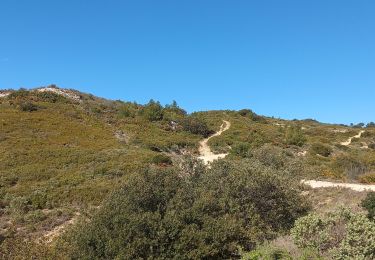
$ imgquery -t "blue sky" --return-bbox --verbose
[1,1,374,124]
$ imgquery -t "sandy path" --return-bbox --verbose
[301,180,375,192]
[340,130,365,146]
[44,213,80,243]
[198,120,231,165]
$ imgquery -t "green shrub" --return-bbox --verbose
[240,243,293,260]
[231,142,251,158]
[5,196,30,222]
[0,237,54,260]
[164,100,186,116]
[331,155,367,180]
[309,143,332,157]
[29,190,48,210]
[19,101,39,112]
[7,88,30,99]
[291,208,375,259]
[285,125,306,147]
[361,192,375,219]
[141,99,164,121]
[238,109,264,122]
[251,144,286,169]
[57,160,308,259]
[181,117,212,137]
[359,172,375,184]
[118,102,139,118]
[151,154,173,166]
[36,91,66,103]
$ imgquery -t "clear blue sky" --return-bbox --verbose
[1,1,374,124]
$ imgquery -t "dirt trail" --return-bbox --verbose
[43,213,80,243]
[198,120,231,165]
[301,180,375,192]
[340,130,365,146]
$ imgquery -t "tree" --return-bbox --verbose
[164,100,186,116]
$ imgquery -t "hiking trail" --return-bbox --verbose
[198,120,231,165]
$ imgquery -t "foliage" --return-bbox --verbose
[331,155,368,180]
[240,245,292,260]
[57,160,308,259]
[309,142,333,157]
[3,86,375,258]
[118,102,139,118]
[151,154,173,166]
[19,101,39,112]
[164,100,186,116]
[238,109,264,122]
[36,91,68,103]
[0,237,55,260]
[361,192,375,219]
[181,116,212,137]
[251,144,287,170]
[291,208,375,259]
[359,172,375,184]
[231,142,252,158]
[141,99,164,121]
[285,125,306,147]
[7,88,30,99]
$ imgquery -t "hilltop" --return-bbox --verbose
[1,86,375,258]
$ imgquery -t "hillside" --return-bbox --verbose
[1,86,375,259]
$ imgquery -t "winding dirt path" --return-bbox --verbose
[301,180,375,192]
[340,130,365,146]
[303,130,373,192]
[198,120,231,165]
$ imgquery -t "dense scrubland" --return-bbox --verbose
[1,86,375,259]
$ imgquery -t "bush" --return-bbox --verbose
[240,245,292,260]
[309,143,332,157]
[164,100,186,116]
[19,101,39,112]
[238,109,264,122]
[231,142,251,158]
[331,155,367,180]
[361,192,375,219]
[36,91,66,103]
[291,208,375,259]
[118,102,139,118]
[151,154,173,166]
[181,117,212,137]
[57,160,308,259]
[285,125,306,147]
[359,172,375,184]
[8,88,30,99]
[251,144,287,170]
[0,237,54,259]
[142,99,164,121]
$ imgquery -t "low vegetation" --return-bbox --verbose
[54,159,308,259]
[291,208,375,259]
[1,86,375,259]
